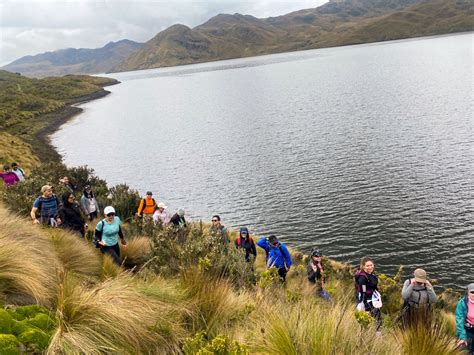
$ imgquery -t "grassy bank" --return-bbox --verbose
[0,70,118,168]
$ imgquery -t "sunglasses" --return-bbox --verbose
[469,291,474,294]
[211,219,218,222]
[107,213,115,217]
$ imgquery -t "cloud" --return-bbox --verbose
[0,0,327,65]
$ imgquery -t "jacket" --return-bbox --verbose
[456,296,471,341]
[256,237,292,269]
[80,194,99,215]
[59,201,85,233]
[137,197,157,215]
[235,236,257,262]
[401,279,437,309]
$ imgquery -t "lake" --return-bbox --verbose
[52,33,474,289]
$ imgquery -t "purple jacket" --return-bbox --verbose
[0,172,19,187]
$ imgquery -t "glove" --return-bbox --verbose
[121,239,127,246]
[356,302,365,311]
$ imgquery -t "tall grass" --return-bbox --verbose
[0,205,58,306]
[48,272,185,354]
[49,229,101,278]
[120,235,152,268]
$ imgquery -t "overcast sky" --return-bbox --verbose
[0,0,328,65]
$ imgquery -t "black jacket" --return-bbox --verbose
[59,203,85,233]
[234,237,257,262]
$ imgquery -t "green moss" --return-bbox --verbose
[17,328,50,350]
[11,320,28,337]
[28,313,53,331]
[0,309,14,334]
[0,334,20,355]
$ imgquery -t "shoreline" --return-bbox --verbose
[33,82,119,163]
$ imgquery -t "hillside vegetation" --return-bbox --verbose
[0,160,465,354]
[112,0,473,72]
[0,71,118,165]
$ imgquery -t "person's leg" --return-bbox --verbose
[101,244,121,265]
[371,307,382,332]
[467,328,474,354]
[277,267,287,282]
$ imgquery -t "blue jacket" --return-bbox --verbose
[257,237,292,269]
[455,296,470,340]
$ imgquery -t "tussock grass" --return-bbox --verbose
[48,272,185,354]
[120,236,152,268]
[0,205,58,306]
[182,269,253,338]
[49,229,101,278]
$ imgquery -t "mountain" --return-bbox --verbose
[2,40,144,78]
[112,0,473,72]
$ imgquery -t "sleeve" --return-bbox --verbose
[282,245,292,268]
[307,263,316,282]
[356,275,368,303]
[401,279,413,300]
[118,226,125,240]
[251,241,257,257]
[13,173,19,182]
[455,299,467,340]
[137,199,144,215]
[427,287,438,304]
[152,210,159,221]
[33,197,41,209]
[58,208,66,224]
[256,237,269,251]
[94,221,103,242]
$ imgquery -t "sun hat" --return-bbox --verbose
[104,206,116,215]
[157,202,167,209]
[413,268,427,283]
[41,185,52,193]
[467,283,474,292]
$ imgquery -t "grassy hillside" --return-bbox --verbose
[0,70,118,164]
[112,0,473,72]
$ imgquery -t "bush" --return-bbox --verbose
[183,331,248,355]
[0,334,20,355]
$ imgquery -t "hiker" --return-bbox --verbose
[80,185,99,221]
[59,191,88,237]
[209,215,230,245]
[456,283,474,354]
[400,268,437,326]
[307,249,331,301]
[0,164,19,187]
[355,256,382,332]
[94,206,127,265]
[170,208,187,228]
[234,227,256,262]
[136,191,157,218]
[59,176,76,193]
[11,162,25,182]
[152,202,170,225]
[30,185,61,226]
[257,235,292,281]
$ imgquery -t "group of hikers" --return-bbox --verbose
[4,172,472,353]
[0,163,26,186]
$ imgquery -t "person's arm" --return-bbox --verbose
[94,223,103,246]
[58,208,66,227]
[282,245,292,269]
[455,298,467,341]
[118,226,126,245]
[401,279,413,300]
[425,281,438,303]
[307,262,316,282]
[31,199,40,224]
[356,276,368,303]
[256,237,269,251]
[251,241,257,257]
[137,199,144,216]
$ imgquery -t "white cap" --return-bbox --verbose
[104,206,115,215]
[157,202,167,209]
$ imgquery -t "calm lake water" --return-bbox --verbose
[52,33,474,289]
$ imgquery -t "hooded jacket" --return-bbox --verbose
[456,296,472,341]
[59,192,85,233]
[256,237,292,269]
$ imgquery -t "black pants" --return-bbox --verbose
[278,267,288,281]
[100,243,121,265]
[88,211,98,221]
[468,328,474,353]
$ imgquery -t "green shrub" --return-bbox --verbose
[0,334,20,355]
[183,331,248,355]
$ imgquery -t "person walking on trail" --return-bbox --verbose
[153,202,170,226]
[59,176,76,193]
[400,268,437,326]
[209,215,230,245]
[307,249,332,301]
[170,208,187,229]
[59,191,88,237]
[136,191,157,218]
[0,164,19,187]
[94,206,127,266]
[234,227,256,262]
[456,283,474,354]
[31,185,62,226]
[80,185,99,221]
[11,162,25,182]
[257,235,292,281]
[355,256,383,333]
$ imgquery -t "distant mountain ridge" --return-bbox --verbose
[112,0,473,72]
[2,40,144,78]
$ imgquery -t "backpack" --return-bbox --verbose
[236,236,254,247]
[354,269,374,296]
[140,198,156,213]
[403,280,431,309]
[37,195,61,215]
